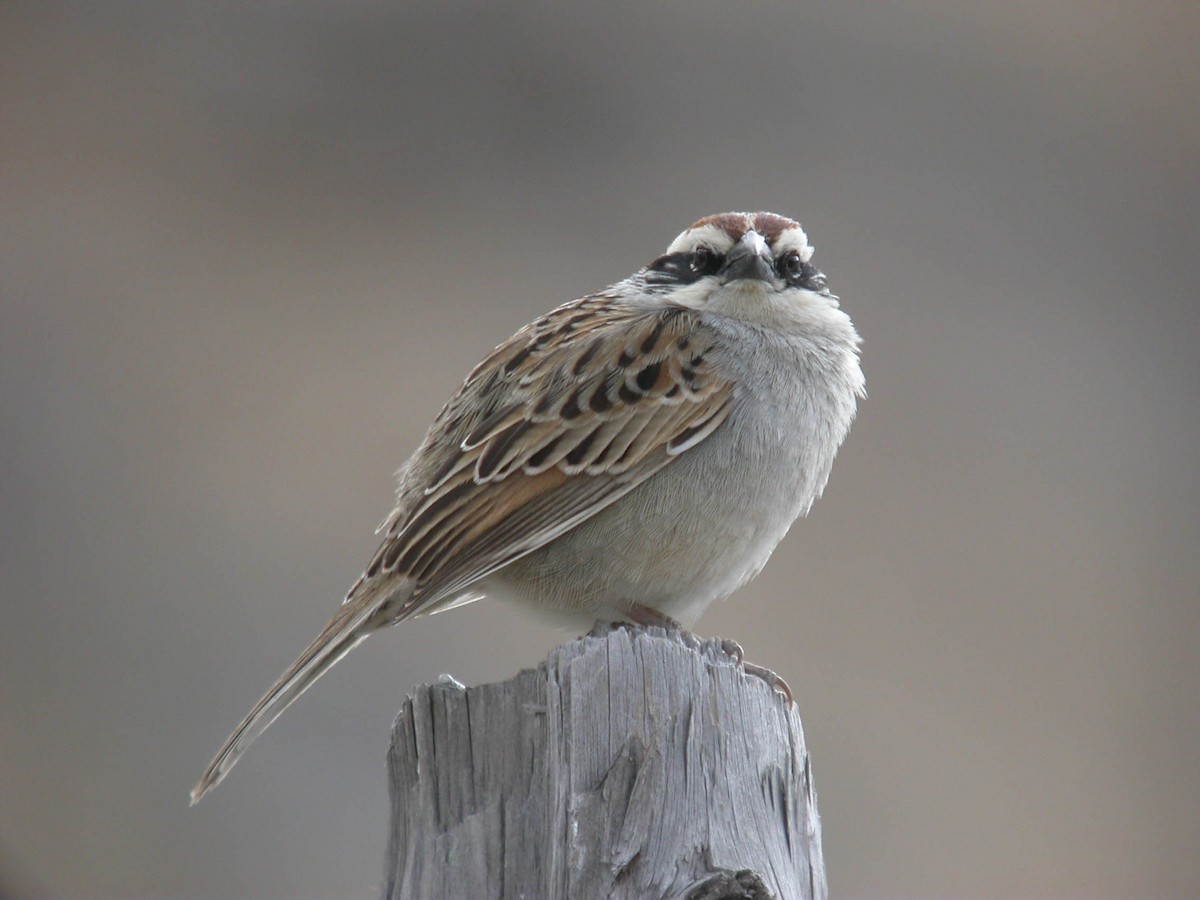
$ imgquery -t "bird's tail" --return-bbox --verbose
[189,593,385,804]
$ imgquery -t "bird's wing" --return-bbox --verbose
[353,294,735,618]
[190,295,735,803]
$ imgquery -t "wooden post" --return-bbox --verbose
[383,626,826,900]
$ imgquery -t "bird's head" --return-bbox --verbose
[639,211,838,326]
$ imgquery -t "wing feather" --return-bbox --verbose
[353,296,734,620]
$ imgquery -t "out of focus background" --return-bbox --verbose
[2,3,1197,898]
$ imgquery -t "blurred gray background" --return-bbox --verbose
[2,3,1197,898]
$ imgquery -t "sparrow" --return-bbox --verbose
[190,211,864,803]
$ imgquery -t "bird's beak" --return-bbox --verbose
[720,230,774,284]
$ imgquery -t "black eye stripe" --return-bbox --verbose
[776,250,824,289]
[648,252,694,276]
[646,250,723,285]
[776,250,803,279]
[647,245,824,289]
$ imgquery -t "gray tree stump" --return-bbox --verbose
[383,626,826,900]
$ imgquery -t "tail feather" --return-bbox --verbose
[189,596,383,805]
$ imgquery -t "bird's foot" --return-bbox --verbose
[622,607,793,704]
[715,636,794,704]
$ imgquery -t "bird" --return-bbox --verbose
[190,211,864,804]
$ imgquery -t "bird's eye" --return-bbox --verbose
[690,246,717,275]
[780,250,807,284]
[645,246,722,286]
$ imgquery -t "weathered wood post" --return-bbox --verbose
[383,626,826,899]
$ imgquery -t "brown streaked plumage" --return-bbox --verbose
[190,211,863,804]
[688,211,799,245]
[192,297,734,803]
[359,300,733,604]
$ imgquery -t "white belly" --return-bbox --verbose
[485,312,861,629]
[487,390,840,628]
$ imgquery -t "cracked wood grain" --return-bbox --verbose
[383,626,825,900]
